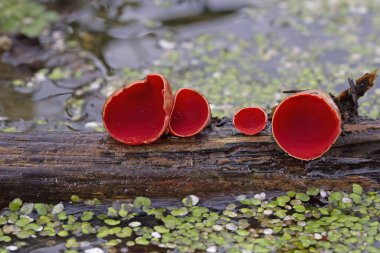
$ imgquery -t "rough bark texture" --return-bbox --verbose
[0,118,379,206]
[333,70,377,122]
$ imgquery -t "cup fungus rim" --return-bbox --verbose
[102,73,173,145]
[272,90,342,161]
[233,106,268,135]
[169,87,211,138]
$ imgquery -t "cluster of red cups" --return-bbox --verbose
[103,74,211,145]
[103,74,342,161]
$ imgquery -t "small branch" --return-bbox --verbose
[282,89,307,94]
[334,70,378,122]
[348,78,358,116]
[33,92,72,102]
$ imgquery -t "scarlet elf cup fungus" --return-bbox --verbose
[102,73,174,145]
[272,90,342,161]
[169,88,211,137]
[233,107,268,135]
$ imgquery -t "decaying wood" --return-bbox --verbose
[333,70,378,122]
[0,118,379,206]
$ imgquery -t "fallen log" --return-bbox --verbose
[0,117,379,206]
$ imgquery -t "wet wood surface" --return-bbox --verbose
[0,118,379,205]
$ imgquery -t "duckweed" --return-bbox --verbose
[0,185,380,252]
[80,211,94,222]
[34,203,47,216]
[104,219,120,226]
[70,195,80,203]
[8,199,22,212]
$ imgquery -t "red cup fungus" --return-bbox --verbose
[102,73,174,145]
[272,90,342,161]
[233,107,268,135]
[169,88,211,137]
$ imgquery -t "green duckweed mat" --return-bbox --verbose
[0,184,379,252]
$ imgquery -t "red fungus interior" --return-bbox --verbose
[234,108,267,135]
[273,94,341,160]
[103,76,167,144]
[170,89,209,137]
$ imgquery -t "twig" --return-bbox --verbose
[348,78,358,116]
[33,92,72,102]
[282,89,307,94]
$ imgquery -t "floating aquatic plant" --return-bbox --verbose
[0,0,58,37]
[0,184,379,252]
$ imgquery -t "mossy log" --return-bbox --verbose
[0,118,379,206]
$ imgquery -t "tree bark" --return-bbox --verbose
[0,118,379,206]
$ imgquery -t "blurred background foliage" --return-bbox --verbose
[0,0,58,37]
[0,0,379,133]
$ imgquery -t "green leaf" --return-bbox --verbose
[182,195,199,207]
[15,230,34,239]
[116,227,132,238]
[107,207,118,217]
[52,203,64,215]
[35,203,47,215]
[96,227,109,238]
[9,198,22,211]
[296,193,310,202]
[274,209,287,218]
[104,219,120,226]
[0,235,11,242]
[119,207,128,218]
[287,191,296,197]
[58,230,69,237]
[328,192,343,203]
[0,217,7,225]
[15,216,32,227]
[135,237,150,245]
[251,198,262,205]
[58,211,67,220]
[65,238,80,248]
[20,203,34,215]
[171,207,189,217]
[293,204,306,213]
[70,195,80,203]
[306,187,320,196]
[81,211,94,221]
[154,225,169,233]
[352,184,363,195]
[276,195,290,207]
[133,197,152,209]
